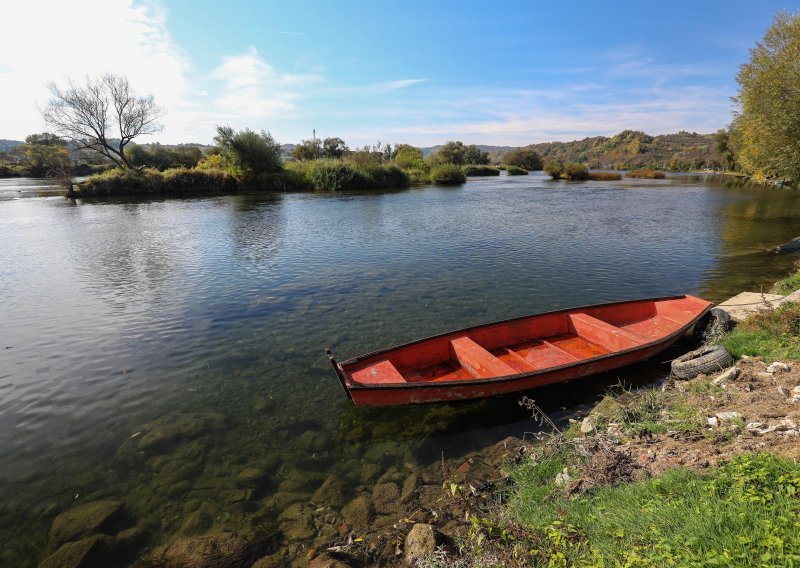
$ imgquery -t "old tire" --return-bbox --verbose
[671,345,733,379]
[693,308,732,340]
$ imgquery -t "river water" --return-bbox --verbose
[1,173,799,564]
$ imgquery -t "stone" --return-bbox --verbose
[715,411,741,423]
[278,503,315,541]
[40,535,109,568]
[309,552,353,568]
[372,482,400,514]
[251,552,286,568]
[767,362,790,374]
[554,468,572,486]
[712,366,740,385]
[778,386,790,397]
[707,417,719,427]
[235,467,270,490]
[746,422,769,435]
[606,423,624,436]
[341,495,374,531]
[400,472,420,503]
[159,532,272,568]
[135,412,225,455]
[579,417,595,434]
[404,523,437,566]
[312,476,348,509]
[361,462,382,483]
[49,500,124,547]
[757,372,774,380]
[791,386,800,402]
[588,396,623,422]
[772,418,797,432]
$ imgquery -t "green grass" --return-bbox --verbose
[511,453,800,567]
[430,163,467,185]
[771,267,800,295]
[722,302,800,360]
[461,164,501,177]
[504,165,529,175]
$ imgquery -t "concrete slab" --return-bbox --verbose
[717,292,784,322]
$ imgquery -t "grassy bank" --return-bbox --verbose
[72,161,410,197]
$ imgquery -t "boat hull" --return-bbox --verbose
[329,295,712,406]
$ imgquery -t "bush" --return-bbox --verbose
[294,159,409,191]
[505,165,528,175]
[430,164,466,185]
[563,162,589,180]
[160,168,237,192]
[544,158,563,179]
[722,302,800,360]
[248,170,312,192]
[588,172,623,181]
[504,147,543,170]
[625,169,666,179]
[771,264,800,294]
[461,164,500,176]
[214,126,282,175]
[75,167,238,196]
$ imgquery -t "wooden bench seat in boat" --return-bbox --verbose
[450,336,517,379]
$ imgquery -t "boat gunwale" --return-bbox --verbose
[337,295,712,391]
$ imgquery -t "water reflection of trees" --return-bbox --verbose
[696,182,800,302]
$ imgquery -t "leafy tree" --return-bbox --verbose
[322,137,349,159]
[563,162,589,180]
[25,133,66,147]
[392,144,425,169]
[214,126,282,175]
[734,11,800,181]
[544,158,563,179]
[712,129,737,171]
[433,141,489,165]
[504,147,543,170]
[20,143,71,176]
[42,73,163,168]
[292,139,322,161]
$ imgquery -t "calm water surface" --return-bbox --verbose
[1,173,799,564]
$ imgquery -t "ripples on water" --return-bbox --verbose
[1,173,800,564]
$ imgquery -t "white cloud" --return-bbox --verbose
[0,0,197,142]
[207,48,322,127]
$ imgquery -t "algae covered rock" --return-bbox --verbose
[404,523,438,565]
[341,495,374,531]
[588,396,623,423]
[372,482,400,514]
[159,532,271,568]
[40,535,110,568]
[49,500,123,547]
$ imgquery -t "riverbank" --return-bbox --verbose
[292,270,800,567]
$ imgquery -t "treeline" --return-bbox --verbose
[75,130,541,197]
[505,129,736,172]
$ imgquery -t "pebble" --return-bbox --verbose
[712,366,740,386]
[767,362,791,374]
[791,386,800,402]
[555,468,572,486]
[579,417,595,434]
[778,386,790,397]
[715,411,741,422]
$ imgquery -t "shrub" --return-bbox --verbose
[76,167,163,196]
[430,164,466,185]
[214,126,282,175]
[160,168,237,192]
[771,264,800,294]
[588,172,623,181]
[504,147,543,170]
[504,165,528,175]
[297,159,410,191]
[722,302,800,360]
[248,170,312,192]
[625,169,666,179]
[563,162,589,180]
[406,167,431,184]
[461,165,500,176]
[544,158,563,179]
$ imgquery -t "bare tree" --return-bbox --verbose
[42,74,164,168]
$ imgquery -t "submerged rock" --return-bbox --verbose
[372,482,400,514]
[49,500,123,547]
[40,535,109,568]
[341,495,374,531]
[159,532,271,568]
[404,523,437,565]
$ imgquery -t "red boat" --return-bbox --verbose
[327,295,712,406]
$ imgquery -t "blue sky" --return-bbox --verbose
[0,1,797,146]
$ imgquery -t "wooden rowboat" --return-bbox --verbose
[326,295,712,406]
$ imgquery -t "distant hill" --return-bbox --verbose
[0,139,22,152]
[527,130,718,170]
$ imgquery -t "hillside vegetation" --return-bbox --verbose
[527,130,722,171]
